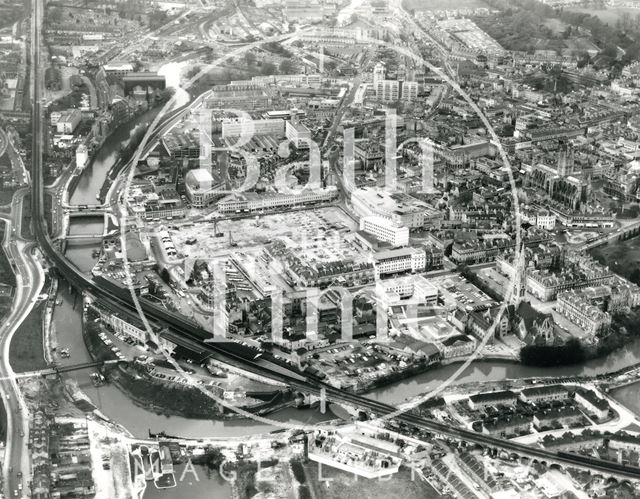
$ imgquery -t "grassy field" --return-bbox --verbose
[0,222,16,288]
[589,236,640,283]
[0,221,15,320]
[20,193,32,240]
[402,0,488,11]
[304,464,443,499]
[0,189,15,206]
[567,7,640,24]
[9,301,47,373]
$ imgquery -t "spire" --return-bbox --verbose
[511,243,527,307]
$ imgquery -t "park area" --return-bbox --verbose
[590,237,640,285]
[9,301,48,373]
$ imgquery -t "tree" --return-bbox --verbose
[155,87,176,105]
[601,44,618,59]
[279,58,295,74]
[260,62,276,75]
[185,65,201,79]
[244,51,256,66]
[148,9,168,30]
[48,6,63,24]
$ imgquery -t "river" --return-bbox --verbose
[371,344,640,404]
[53,280,640,439]
[59,93,640,433]
[69,108,159,206]
[54,84,640,498]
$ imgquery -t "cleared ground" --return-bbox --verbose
[170,207,358,260]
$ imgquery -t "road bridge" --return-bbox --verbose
[66,212,110,224]
[17,359,123,379]
[29,25,640,484]
[56,233,104,242]
[573,221,640,252]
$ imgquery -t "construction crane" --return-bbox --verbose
[213,217,223,237]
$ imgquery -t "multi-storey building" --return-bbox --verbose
[556,289,611,335]
[103,62,134,77]
[375,79,399,101]
[519,385,569,404]
[354,140,384,170]
[351,187,428,228]
[217,187,338,214]
[206,82,273,110]
[376,274,439,304]
[424,244,444,270]
[468,306,511,341]
[221,118,285,139]
[575,389,610,421]
[439,334,476,359]
[468,390,517,410]
[285,119,312,149]
[499,253,614,302]
[359,216,409,247]
[373,247,426,278]
[533,406,583,430]
[482,415,532,438]
[401,81,419,102]
[266,240,374,289]
[55,109,81,134]
[184,168,224,208]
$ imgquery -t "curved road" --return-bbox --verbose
[0,189,45,498]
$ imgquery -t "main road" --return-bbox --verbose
[0,190,45,497]
[0,0,47,495]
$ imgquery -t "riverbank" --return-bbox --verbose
[81,306,297,421]
[69,106,161,206]
[610,381,640,419]
[97,107,162,204]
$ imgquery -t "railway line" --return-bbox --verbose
[27,16,640,484]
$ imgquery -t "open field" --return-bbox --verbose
[589,236,640,283]
[9,301,47,373]
[0,220,15,320]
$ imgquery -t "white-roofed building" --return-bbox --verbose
[359,216,409,247]
[184,169,219,208]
